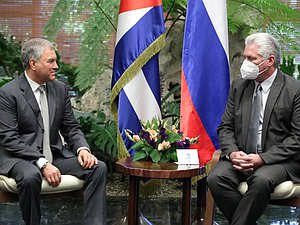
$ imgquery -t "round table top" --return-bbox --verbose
[116,157,205,179]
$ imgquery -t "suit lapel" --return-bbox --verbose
[262,71,284,149]
[19,75,43,128]
[242,80,255,149]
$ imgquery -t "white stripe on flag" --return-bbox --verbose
[116,7,152,44]
[203,0,229,61]
[124,69,161,122]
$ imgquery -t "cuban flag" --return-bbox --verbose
[180,0,230,165]
[111,0,166,158]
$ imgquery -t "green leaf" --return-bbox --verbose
[160,154,171,163]
[171,151,178,161]
[133,151,147,161]
[166,131,182,142]
[150,150,161,163]
[143,146,154,153]
[131,141,146,149]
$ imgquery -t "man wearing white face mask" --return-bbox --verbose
[207,33,300,225]
[240,58,269,80]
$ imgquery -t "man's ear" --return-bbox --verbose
[267,55,275,67]
[29,59,37,71]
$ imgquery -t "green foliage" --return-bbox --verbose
[43,1,89,41]
[227,0,300,51]
[44,0,300,92]
[163,0,186,38]
[163,1,186,24]
[0,76,13,87]
[57,62,81,95]
[0,34,23,77]
[57,62,77,86]
[164,0,300,51]
[74,110,118,173]
[44,0,118,92]
[0,33,79,93]
[75,0,117,91]
[125,117,198,163]
[280,56,300,78]
[161,82,181,123]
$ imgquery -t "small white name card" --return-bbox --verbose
[176,149,199,165]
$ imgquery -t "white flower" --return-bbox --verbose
[157,141,171,151]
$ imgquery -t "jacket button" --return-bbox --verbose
[42,129,45,133]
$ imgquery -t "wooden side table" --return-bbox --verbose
[116,157,206,225]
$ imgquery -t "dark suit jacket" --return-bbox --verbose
[218,70,300,182]
[0,74,89,174]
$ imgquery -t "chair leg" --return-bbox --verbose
[204,188,215,225]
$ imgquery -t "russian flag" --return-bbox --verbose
[180,0,230,165]
[111,0,166,158]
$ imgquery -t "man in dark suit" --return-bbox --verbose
[207,33,300,225]
[0,38,107,225]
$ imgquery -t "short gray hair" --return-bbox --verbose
[245,33,281,67]
[21,38,55,70]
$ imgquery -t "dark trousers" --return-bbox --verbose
[207,159,288,225]
[9,155,107,225]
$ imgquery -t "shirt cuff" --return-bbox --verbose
[225,153,232,161]
[77,147,90,155]
[36,157,48,170]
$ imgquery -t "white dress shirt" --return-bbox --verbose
[254,69,278,152]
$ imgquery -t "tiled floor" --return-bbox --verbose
[0,197,299,224]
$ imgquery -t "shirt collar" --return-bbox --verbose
[255,69,277,93]
[24,71,46,92]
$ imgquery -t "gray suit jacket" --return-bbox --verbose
[0,74,89,174]
[218,70,300,182]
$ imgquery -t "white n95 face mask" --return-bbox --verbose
[240,59,268,80]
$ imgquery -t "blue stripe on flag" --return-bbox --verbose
[142,54,161,105]
[112,6,164,87]
[118,89,141,155]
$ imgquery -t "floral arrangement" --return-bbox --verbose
[125,117,199,163]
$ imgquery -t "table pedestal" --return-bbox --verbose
[116,158,206,225]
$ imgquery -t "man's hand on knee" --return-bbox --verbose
[42,163,61,187]
[77,149,98,169]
